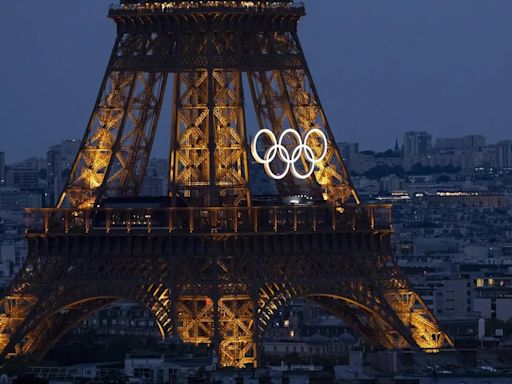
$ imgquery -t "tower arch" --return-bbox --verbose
[0,0,452,369]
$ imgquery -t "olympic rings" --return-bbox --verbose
[251,128,328,180]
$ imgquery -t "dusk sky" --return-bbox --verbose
[2,1,512,162]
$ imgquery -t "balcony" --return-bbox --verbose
[110,1,305,13]
[25,204,392,235]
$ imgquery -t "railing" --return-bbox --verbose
[109,1,305,13]
[24,204,392,235]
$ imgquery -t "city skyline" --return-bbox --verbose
[2,1,512,161]
[2,1,512,379]
[1,131,510,165]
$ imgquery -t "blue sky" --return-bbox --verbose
[2,1,512,161]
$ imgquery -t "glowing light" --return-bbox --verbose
[251,128,328,180]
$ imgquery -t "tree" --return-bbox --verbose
[375,149,398,158]
[408,163,461,176]
[364,165,405,179]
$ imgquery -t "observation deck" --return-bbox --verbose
[25,204,392,236]
[109,1,305,16]
[111,1,303,12]
[108,0,305,33]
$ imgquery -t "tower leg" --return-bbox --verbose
[59,70,166,208]
[248,70,313,197]
[58,34,167,208]
[218,296,257,368]
[248,31,359,204]
[169,69,250,206]
[0,236,175,360]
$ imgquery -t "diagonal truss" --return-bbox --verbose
[248,31,359,204]
[59,27,356,208]
[58,33,167,209]
[169,30,250,207]
[169,69,249,206]
[0,228,452,368]
[0,1,452,371]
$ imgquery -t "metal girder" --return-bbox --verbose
[309,295,410,350]
[0,2,453,371]
[168,30,250,206]
[169,70,211,204]
[58,70,136,208]
[58,69,166,208]
[16,298,119,359]
[110,32,303,73]
[248,69,311,197]
[0,231,452,368]
[0,281,173,361]
[218,296,256,368]
[176,296,214,345]
[58,33,167,209]
[169,69,250,206]
[248,31,359,204]
[58,24,355,209]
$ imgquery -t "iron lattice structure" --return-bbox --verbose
[0,0,452,368]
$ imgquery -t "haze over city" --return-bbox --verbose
[2,0,512,161]
[4,1,512,382]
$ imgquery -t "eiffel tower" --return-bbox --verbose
[0,0,452,368]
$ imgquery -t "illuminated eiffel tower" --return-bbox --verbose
[0,0,452,368]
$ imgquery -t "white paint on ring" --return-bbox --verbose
[251,128,328,180]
